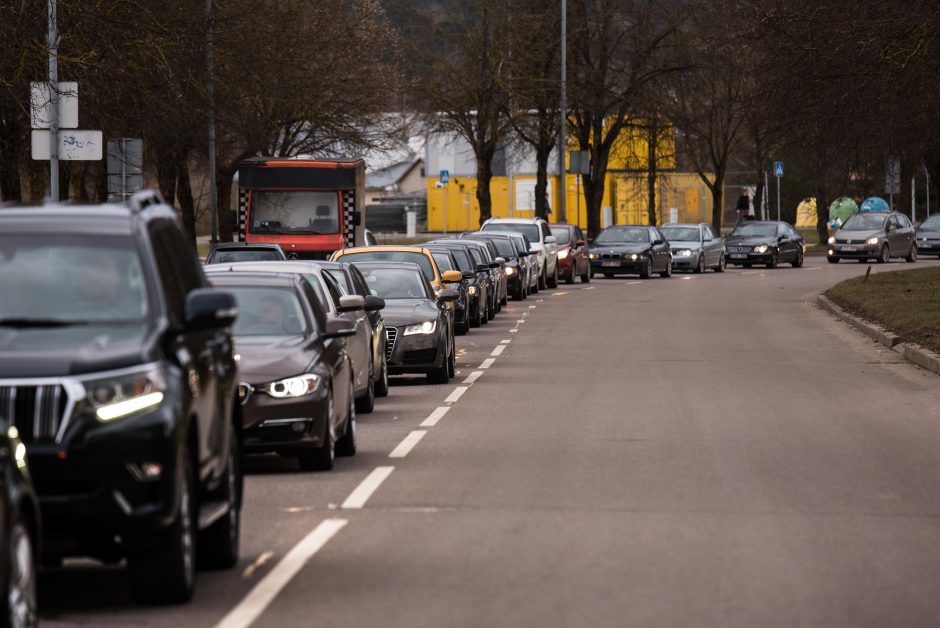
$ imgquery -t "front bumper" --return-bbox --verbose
[671,253,699,269]
[387,328,445,374]
[591,258,646,274]
[827,244,879,259]
[240,385,330,454]
[916,238,940,254]
[726,250,775,264]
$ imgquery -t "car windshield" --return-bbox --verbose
[595,227,649,244]
[661,227,701,242]
[731,223,777,237]
[360,268,430,300]
[0,235,149,324]
[482,222,541,242]
[208,249,282,264]
[250,191,339,235]
[228,287,309,336]
[431,253,455,272]
[550,227,571,244]
[339,251,435,282]
[919,214,940,229]
[842,214,887,230]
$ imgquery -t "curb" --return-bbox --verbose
[816,294,940,377]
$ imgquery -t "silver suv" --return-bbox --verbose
[480,217,559,289]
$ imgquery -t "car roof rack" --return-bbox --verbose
[128,190,166,213]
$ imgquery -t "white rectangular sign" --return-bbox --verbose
[31,130,103,160]
[515,179,552,211]
[30,82,79,129]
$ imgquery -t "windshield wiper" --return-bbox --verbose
[0,318,89,328]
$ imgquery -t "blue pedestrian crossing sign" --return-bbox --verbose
[774,162,784,177]
[439,170,450,184]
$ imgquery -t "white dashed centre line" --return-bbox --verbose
[215,519,348,628]
[529,305,537,308]
[584,286,596,290]
[463,370,483,384]
[342,466,395,509]
[444,386,468,404]
[552,291,569,296]
[420,406,450,427]
[627,281,642,285]
[491,345,506,357]
[682,276,692,280]
[515,319,527,324]
[479,358,496,369]
[501,339,512,344]
[509,328,519,333]
[389,430,427,458]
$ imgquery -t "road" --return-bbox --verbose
[42,258,940,627]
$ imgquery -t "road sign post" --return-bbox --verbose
[774,161,783,221]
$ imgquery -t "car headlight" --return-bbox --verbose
[866,237,879,245]
[403,320,437,336]
[468,286,478,295]
[264,373,322,398]
[827,236,835,244]
[677,249,693,257]
[589,252,598,260]
[82,364,167,422]
[630,253,640,260]
[558,249,570,259]
[505,266,517,276]
[754,244,769,253]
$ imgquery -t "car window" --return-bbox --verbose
[575,227,585,242]
[325,269,352,293]
[348,266,372,297]
[661,226,700,242]
[320,271,347,305]
[359,267,432,300]
[920,215,940,229]
[431,252,456,272]
[299,280,327,331]
[467,247,485,266]
[888,215,900,228]
[898,215,912,228]
[541,223,551,240]
[228,286,309,336]
[550,227,571,244]
[843,213,887,230]
[446,248,473,272]
[731,223,777,237]
[302,274,329,308]
[251,190,339,236]
[149,223,186,324]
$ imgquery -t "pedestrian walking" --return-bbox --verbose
[735,189,750,226]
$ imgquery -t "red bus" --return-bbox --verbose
[236,157,366,258]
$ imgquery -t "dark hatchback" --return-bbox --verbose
[725,220,805,268]
[208,272,358,471]
[589,225,673,278]
[205,242,287,264]
[0,193,242,604]
[916,214,940,257]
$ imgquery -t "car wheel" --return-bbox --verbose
[455,314,469,335]
[447,344,456,378]
[639,257,652,279]
[714,255,726,272]
[3,516,37,628]
[469,302,481,328]
[374,356,389,398]
[906,244,917,263]
[694,255,704,274]
[660,259,672,278]
[427,355,449,385]
[299,396,335,471]
[548,264,558,288]
[565,267,575,284]
[828,256,840,263]
[198,426,241,570]
[792,248,804,268]
[538,266,547,290]
[336,378,357,457]
[128,448,197,604]
[879,244,890,263]
[581,264,591,283]
[355,358,375,414]
[766,251,778,268]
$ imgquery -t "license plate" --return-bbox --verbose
[730,253,747,259]
[602,260,620,267]
[841,245,856,252]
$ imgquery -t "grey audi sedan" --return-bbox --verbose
[661,223,726,273]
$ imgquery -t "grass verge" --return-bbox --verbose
[825,266,940,354]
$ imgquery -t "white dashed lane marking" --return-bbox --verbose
[463,370,483,384]
[444,386,468,404]
[491,345,506,357]
[420,406,450,427]
[389,431,427,458]
[342,467,395,509]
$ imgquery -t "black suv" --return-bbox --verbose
[0,191,241,604]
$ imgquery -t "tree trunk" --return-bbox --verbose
[582,143,612,238]
[217,163,237,242]
[814,148,829,245]
[0,119,24,201]
[475,149,495,225]
[647,122,658,226]
[176,152,197,247]
[534,144,551,220]
[710,183,723,233]
[155,144,178,205]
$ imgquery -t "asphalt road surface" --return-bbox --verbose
[42,257,940,627]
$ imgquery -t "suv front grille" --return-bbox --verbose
[385,328,398,361]
[0,384,70,443]
[601,253,622,259]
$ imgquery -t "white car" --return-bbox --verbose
[480,217,559,289]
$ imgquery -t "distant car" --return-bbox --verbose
[725,220,805,268]
[430,239,503,321]
[827,212,917,263]
[426,242,489,327]
[456,236,508,307]
[549,223,591,284]
[425,246,474,334]
[208,271,358,471]
[589,225,673,278]
[506,232,540,294]
[364,229,378,246]
[915,214,940,258]
[205,242,287,264]
[480,217,559,289]
[661,223,726,273]
[0,423,40,627]
[354,262,459,384]
[462,232,530,300]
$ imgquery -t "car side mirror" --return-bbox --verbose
[653,239,665,246]
[337,294,365,313]
[437,288,459,303]
[778,235,787,242]
[475,263,490,273]
[185,289,238,330]
[364,295,385,311]
[518,251,531,257]
[352,211,362,227]
[576,239,587,247]
[545,235,557,244]
[324,317,357,339]
[442,270,463,283]
[494,256,506,264]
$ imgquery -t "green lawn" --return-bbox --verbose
[826,266,940,354]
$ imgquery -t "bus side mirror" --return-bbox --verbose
[352,211,362,227]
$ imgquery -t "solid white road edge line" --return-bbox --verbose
[341,466,395,509]
[444,386,468,404]
[479,358,496,369]
[463,370,483,384]
[420,406,450,427]
[389,430,427,458]
[214,519,348,628]
[491,345,506,357]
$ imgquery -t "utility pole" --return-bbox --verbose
[206,0,219,250]
[48,0,59,201]
[557,0,567,223]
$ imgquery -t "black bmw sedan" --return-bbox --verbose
[588,225,673,279]
[724,220,804,268]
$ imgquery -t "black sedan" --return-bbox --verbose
[463,232,530,300]
[725,221,804,268]
[354,262,459,384]
[589,225,673,278]
[425,243,488,328]
[208,271,359,471]
[916,214,940,258]
[0,424,39,626]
